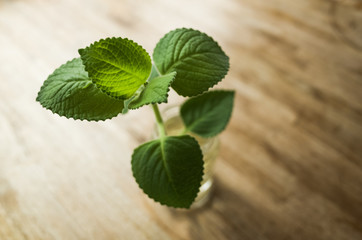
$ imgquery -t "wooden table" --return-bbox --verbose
[0,0,361,239]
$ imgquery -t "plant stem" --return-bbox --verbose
[152,104,166,138]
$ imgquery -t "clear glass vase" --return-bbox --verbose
[153,105,220,209]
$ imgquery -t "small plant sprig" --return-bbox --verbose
[37,28,235,208]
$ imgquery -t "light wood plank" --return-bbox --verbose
[0,0,361,239]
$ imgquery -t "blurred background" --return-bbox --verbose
[0,0,361,239]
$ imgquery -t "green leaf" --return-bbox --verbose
[121,84,146,114]
[132,135,203,208]
[122,65,175,113]
[128,71,176,109]
[148,64,161,82]
[181,90,235,137]
[153,28,229,97]
[79,37,152,100]
[36,58,124,121]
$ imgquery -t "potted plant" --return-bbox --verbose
[36,28,235,209]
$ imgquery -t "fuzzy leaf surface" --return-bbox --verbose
[181,90,235,137]
[36,58,124,121]
[79,37,152,99]
[132,135,203,208]
[128,71,176,109]
[153,28,229,97]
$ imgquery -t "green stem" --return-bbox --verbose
[152,104,166,138]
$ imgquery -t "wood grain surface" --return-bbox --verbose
[0,0,361,239]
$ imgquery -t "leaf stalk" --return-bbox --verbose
[152,104,166,138]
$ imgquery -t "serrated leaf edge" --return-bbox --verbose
[181,90,235,138]
[36,58,123,122]
[131,136,204,209]
[128,71,177,110]
[79,37,152,100]
[153,28,230,97]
